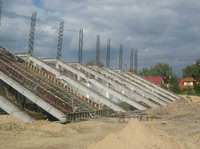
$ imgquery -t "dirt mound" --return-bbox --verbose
[25,120,78,135]
[0,122,24,131]
[147,97,200,116]
[186,133,200,149]
[0,115,24,124]
[88,119,180,149]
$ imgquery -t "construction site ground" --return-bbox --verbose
[0,95,200,149]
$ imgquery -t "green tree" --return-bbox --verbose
[138,63,179,92]
[139,63,173,84]
[182,59,200,80]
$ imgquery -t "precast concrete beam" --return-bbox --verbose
[70,63,160,107]
[23,56,125,112]
[118,71,178,101]
[108,68,172,103]
[56,61,147,110]
[58,75,125,112]
[0,96,35,123]
[85,78,147,110]
[28,56,60,76]
[0,71,67,122]
[91,66,169,105]
[125,72,181,100]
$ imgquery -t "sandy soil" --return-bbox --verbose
[0,95,200,149]
[0,116,126,149]
[89,96,200,149]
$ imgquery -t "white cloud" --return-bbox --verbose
[0,0,200,76]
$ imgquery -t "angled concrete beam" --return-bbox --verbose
[111,70,179,101]
[0,71,67,122]
[109,68,174,103]
[56,60,147,110]
[69,63,160,107]
[125,72,181,100]
[0,96,35,123]
[25,56,125,112]
[91,66,170,104]
[58,75,125,112]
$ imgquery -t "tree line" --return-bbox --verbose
[138,59,200,95]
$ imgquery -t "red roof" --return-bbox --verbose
[181,77,196,82]
[179,77,196,89]
[143,77,163,85]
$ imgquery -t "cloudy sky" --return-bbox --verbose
[0,0,200,77]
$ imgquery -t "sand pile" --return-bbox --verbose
[88,119,180,149]
[0,115,77,135]
[0,115,24,124]
[147,97,200,116]
[0,122,24,131]
[186,133,200,149]
[24,120,78,135]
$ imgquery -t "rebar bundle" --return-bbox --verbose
[134,49,138,73]
[0,0,2,26]
[106,39,111,68]
[57,21,64,60]
[96,35,100,66]
[130,49,134,71]
[28,12,37,55]
[78,29,83,63]
[119,44,123,70]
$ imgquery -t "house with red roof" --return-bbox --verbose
[143,77,164,86]
[179,77,196,89]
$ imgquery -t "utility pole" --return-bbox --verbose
[106,38,111,68]
[96,35,100,66]
[78,29,83,63]
[28,12,37,55]
[134,49,138,73]
[0,0,2,27]
[57,21,64,60]
[119,44,123,70]
[130,49,134,71]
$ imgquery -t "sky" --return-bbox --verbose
[0,0,200,77]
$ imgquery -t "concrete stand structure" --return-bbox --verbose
[0,96,35,122]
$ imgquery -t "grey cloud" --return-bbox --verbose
[0,0,200,77]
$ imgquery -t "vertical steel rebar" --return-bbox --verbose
[119,44,123,70]
[130,49,134,71]
[96,35,100,66]
[0,0,2,27]
[57,21,64,60]
[106,38,111,68]
[134,49,138,73]
[28,12,37,55]
[78,29,83,63]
